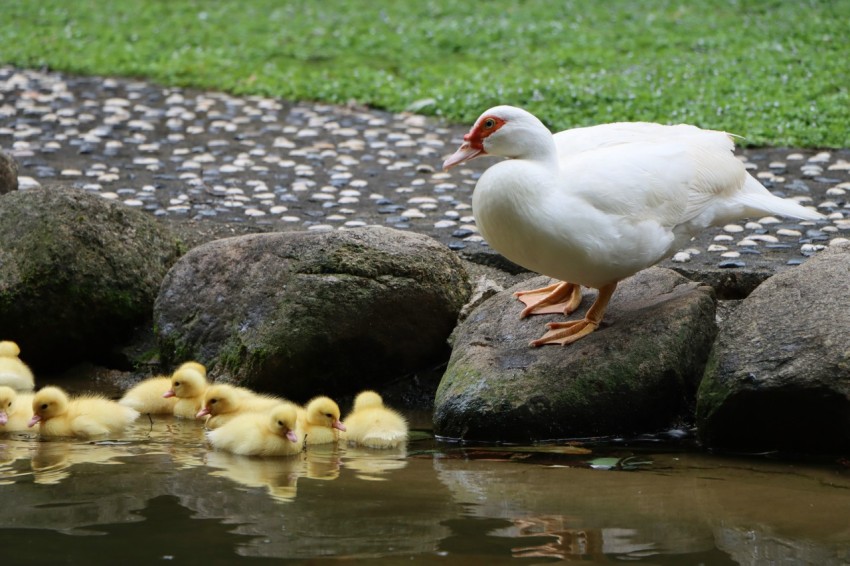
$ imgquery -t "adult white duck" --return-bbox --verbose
[443,105,824,347]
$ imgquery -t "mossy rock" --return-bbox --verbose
[696,243,850,453]
[433,268,717,442]
[154,226,470,400]
[0,187,183,370]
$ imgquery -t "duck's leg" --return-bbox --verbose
[529,282,617,347]
[515,281,582,319]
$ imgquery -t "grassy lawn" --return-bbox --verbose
[1,0,848,147]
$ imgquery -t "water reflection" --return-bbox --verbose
[0,421,848,563]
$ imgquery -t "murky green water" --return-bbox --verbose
[1,414,849,564]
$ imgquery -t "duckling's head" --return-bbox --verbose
[177,361,207,378]
[29,386,70,426]
[0,341,21,358]
[352,390,385,412]
[0,386,16,424]
[197,384,240,418]
[269,403,300,443]
[305,396,346,431]
[164,366,207,399]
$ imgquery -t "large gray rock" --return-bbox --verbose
[154,226,470,400]
[0,151,17,194]
[697,243,850,453]
[0,187,182,369]
[434,268,717,441]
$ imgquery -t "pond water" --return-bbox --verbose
[1,412,849,565]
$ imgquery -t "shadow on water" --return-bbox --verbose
[0,414,849,564]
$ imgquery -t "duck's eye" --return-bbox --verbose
[210,399,217,404]
[484,118,496,129]
[277,420,284,426]
[325,413,333,418]
[174,382,180,387]
[40,403,48,410]
[6,402,11,408]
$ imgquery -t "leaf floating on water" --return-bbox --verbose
[588,456,653,471]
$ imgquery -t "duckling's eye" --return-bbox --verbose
[40,403,48,410]
[277,420,284,426]
[210,399,217,404]
[174,382,181,387]
[6,402,11,408]
[483,118,496,129]
[325,413,333,418]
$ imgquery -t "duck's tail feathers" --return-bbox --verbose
[735,176,825,221]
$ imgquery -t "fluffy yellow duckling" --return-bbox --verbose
[196,383,286,430]
[162,362,209,418]
[0,341,35,391]
[342,390,408,449]
[118,376,177,415]
[0,385,34,431]
[300,396,346,446]
[206,403,304,457]
[28,386,140,438]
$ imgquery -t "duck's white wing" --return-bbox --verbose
[557,125,747,233]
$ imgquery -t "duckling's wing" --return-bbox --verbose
[71,416,111,438]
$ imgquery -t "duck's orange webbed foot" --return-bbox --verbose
[514,281,582,319]
[528,282,618,348]
[530,318,599,347]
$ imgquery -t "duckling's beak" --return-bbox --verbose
[162,390,176,398]
[286,430,298,443]
[27,415,42,428]
[332,420,346,432]
[0,411,7,425]
[196,407,211,418]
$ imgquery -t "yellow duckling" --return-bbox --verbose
[118,376,177,415]
[162,362,209,418]
[0,341,35,391]
[0,385,34,431]
[342,390,408,449]
[196,383,287,430]
[28,386,140,438]
[300,396,346,446]
[206,403,304,457]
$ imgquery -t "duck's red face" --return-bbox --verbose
[442,114,506,170]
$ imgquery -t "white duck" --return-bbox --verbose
[443,106,824,346]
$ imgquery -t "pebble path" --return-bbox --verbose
[2,66,849,271]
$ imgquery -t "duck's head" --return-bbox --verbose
[352,390,384,412]
[269,403,300,443]
[164,366,207,399]
[0,341,21,358]
[29,386,69,426]
[305,396,346,432]
[0,386,16,425]
[197,383,239,418]
[442,105,552,170]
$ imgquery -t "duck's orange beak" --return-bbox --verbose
[442,141,484,170]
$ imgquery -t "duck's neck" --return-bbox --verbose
[507,130,559,167]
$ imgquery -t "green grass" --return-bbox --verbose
[1,0,848,147]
